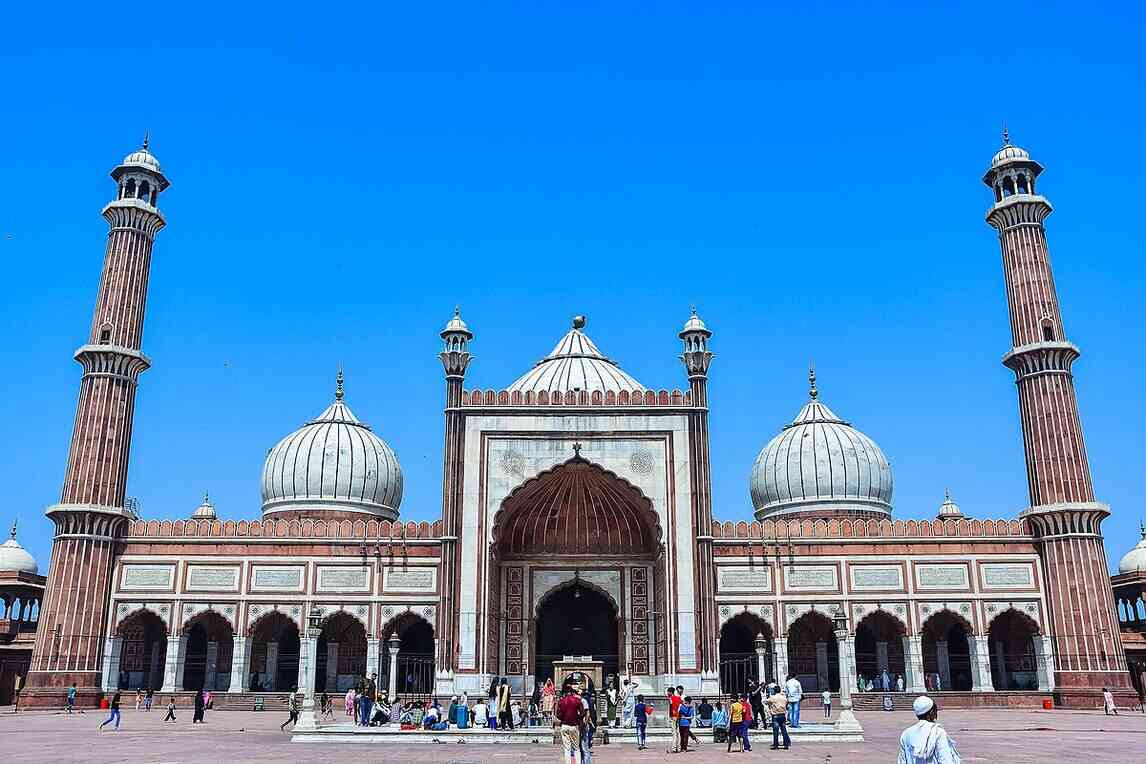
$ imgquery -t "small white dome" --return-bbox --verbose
[261,372,403,520]
[750,371,893,519]
[441,306,473,338]
[679,307,710,337]
[937,489,964,519]
[191,492,217,520]
[1118,525,1146,575]
[0,522,37,574]
[508,316,644,395]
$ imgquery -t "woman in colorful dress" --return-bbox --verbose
[541,678,557,723]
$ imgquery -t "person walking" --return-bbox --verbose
[738,694,753,752]
[281,691,299,731]
[822,689,832,718]
[1102,688,1119,716]
[634,693,651,750]
[99,691,122,732]
[134,688,143,711]
[677,695,695,752]
[66,683,77,714]
[345,686,356,718]
[145,687,154,711]
[726,695,744,753]
[580,685,597,764]
[784,674,803,728]
[767,684,791,750]
[192,688,206,724]
[667,686,682,752]
[163,696,177,723]
[497,677,514,730]
[556,683,585,764]
[358,673,377,727]
[897,696,960,764]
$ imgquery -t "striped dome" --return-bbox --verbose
[750,374,892,519]
[261,373,403,520]
[508,316,644,395]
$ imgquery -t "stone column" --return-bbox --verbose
[902,636,925,693]
[815,641,830,691]
[161,635,187,693]
[325,643,339,691]
[773,639,789,683]
[833,629,862,733]
[387,635,401,701]
[993,641,1008,690]
[266,641,279,691]
[294,630,319,732]
[970,636,994,692]
[229,636,251,693]
[366,638,380,685]
[205,641,219,690]
[936,640,950,690]
[102,637,122,691]
[754,634,768,686]
[1033,635,1055,693]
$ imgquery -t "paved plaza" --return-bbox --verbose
[1,706,1143,763]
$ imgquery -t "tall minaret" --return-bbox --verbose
[438,307,473,680]
[680,308,718,685]
[25,139,170,706]
[984,132,1130,701]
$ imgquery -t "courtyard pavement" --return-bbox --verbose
[1,704,1144,762]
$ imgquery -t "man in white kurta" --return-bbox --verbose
[897,696,960,764]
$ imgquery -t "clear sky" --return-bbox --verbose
[1,2,1143,573]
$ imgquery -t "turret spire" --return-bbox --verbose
[808,362,818,400]
[335,365,345,401]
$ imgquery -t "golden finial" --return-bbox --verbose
[335,365,344,401]
[808,362,818,400]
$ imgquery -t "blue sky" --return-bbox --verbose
[1,2,1143,572]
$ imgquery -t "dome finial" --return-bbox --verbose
[8,518,15,540]
[1001,122,1010,145]
[454,305,461,318]
[142,130,150,152]
[335,365,345,401]
[808,362,818,400]
[572,315,586,330]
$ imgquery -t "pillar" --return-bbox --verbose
[366,638,380,684]
[387,635,401,701]
[970,636,994,692]
[229,637,251,693]
[102,637,122,691]
[266,641,279,691]
[936,640,950,691]
[1033,635,1055,693]
[294,630,319,732]
[754,634,768,686]
[325,643,339,691]
[902,636,925,693]
[161,635,186,693]
[205,641,219,690]
[993,641,1008,690]
[833,629,862,733]
[815,641,830,692]
[774,639,789,682]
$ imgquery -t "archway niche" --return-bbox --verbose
[719,612,774,694]
[988,610,1040,690]
[181,611,234,691]
[316,612,367,694]
[249,611,301,692]
[854,610,906,690]
[116,610,167,690]
[382,612,436,699]
[921,611,973,691]
[534,582,620,683]
[786,611,839,692]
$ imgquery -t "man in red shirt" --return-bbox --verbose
[668,687,682,752]
[556,684,586,764]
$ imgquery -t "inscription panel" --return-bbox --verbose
[251,566,304,592]
[316,566,370,592]
[121,564,175,591]
[717,566,772,593]
[186,566,240,592]
[916,564,970,590]
[783,565,838,591]
[383,568,438,593]
[850,565,904,591]
[982,563,1034,589]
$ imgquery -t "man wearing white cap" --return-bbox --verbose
[897,696,960,764]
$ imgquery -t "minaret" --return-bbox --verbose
[984,132,1130,701]
[679,308,718,685]
[438,307,473,680]
[25,139,170,706]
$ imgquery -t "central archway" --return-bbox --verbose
[534,582,619,682]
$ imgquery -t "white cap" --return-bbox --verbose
[912,696,935,716]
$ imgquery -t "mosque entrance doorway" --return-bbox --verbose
[534,583,619,683]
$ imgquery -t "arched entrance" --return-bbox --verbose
[786,612,839,692]
[315,612,367,694]
[720,613,773,693]
[181,611,234,691]
[382,613,435,699]
[249,611,301,692]
[534,582,620,683]
[921,611,972,691]
[116,610,167,690]
[988,610,1040,690]
[854,611,906,690]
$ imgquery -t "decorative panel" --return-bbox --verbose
[121,564,175,591]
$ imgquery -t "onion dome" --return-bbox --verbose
[679,307,710,337]
[750,368,893,520]
[1118,523,1146,575]
[937,489,964,519]
[0,520,37,574]
[441,306,473,340]
[508,315,645,395]
[191,492,217,520]
[261,370,403,520]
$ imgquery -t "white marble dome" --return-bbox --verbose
[990,142,1030,168]
[750,373,893,519]
[261,374,403,520]
[0,522,37,574]
[508,315,644,395]
[1118,525,1146,574]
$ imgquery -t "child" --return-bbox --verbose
[164,697,177,723]
[822,688,832,718]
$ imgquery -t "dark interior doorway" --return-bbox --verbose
[533,584,619,682]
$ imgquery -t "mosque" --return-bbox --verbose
[12,135,1144,710]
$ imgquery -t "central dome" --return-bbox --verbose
[750,370,893,520]
[261,372,403,521]
[507,316,645,395]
